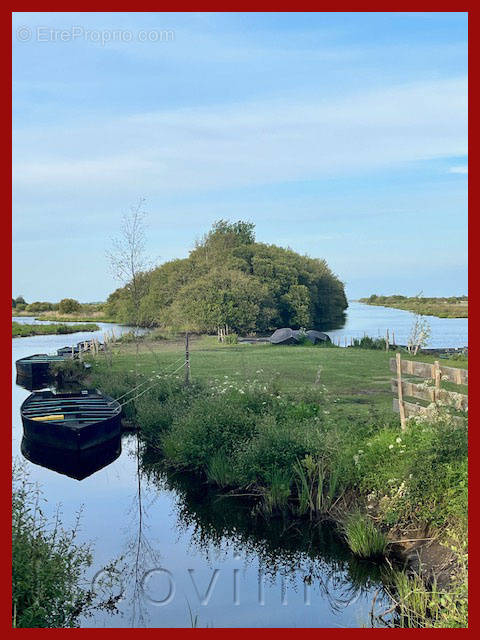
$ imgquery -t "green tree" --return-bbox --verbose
[104,220,348,332]
[59,298,81,314]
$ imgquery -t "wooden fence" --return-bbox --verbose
[390,353,468,429]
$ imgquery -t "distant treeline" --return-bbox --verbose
[12,297,106,318]
[359,294,468,318]
[105,220,348,333]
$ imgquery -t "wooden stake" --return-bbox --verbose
[434,360,441,402]
[396,353,406,431]
[386,329,390,352]
[185,332,190,384]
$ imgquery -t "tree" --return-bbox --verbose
[105,219,348,333]
[12,298,16,308]
[407,314,431,356]
[59,298,81,314]
[107,198,151,387]
[282,284,311,327]
[15,296,26,305]
[107,198,149,319]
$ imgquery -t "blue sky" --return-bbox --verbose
[12,12,468,301]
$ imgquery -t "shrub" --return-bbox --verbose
[162,389,265,470]
[352,335,386,350]
[59,298,81,314]
[26,301,54,313]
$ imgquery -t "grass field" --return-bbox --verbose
[96,335,467,411]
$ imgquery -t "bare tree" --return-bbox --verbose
[407,313,431,356]
[107,198,150,390]
[107,198,149,315]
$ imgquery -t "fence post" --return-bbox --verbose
[396,353,406,430]
[434,360,441,403]
[185,332,190,384]
[386,329,390,352]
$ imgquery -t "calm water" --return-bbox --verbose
[13,302,467,627]
[325,301,468,348]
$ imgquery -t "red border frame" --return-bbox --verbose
[6,7,472,634]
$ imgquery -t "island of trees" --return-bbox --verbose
[104,220,348,333]
[359,294,468,318]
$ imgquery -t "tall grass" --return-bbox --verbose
[343,513,387,558]
[293,455,342,516]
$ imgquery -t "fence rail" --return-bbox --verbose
[388,358,468,385]
[390,354,467,429]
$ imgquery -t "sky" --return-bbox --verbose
[12,12,468,302]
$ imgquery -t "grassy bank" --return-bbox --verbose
[12,310,113,323]
[12,321,100,338]
[359,296,468,319]
[83,337,467,626]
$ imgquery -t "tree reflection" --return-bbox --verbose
[140,445,392,620]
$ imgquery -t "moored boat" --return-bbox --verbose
[20,389,122,450]
[15,353,71,388]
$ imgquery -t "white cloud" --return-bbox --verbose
[13,76,467,198]
[448,165,468,174]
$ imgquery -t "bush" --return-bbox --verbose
[59,298,81,314]
[26,301,54,313]
[162,388,265,470]
[352,335,386,350]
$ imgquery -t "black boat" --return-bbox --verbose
[21,389,122,450]
[269,328,331,345]
[57,345,79,356]
[21,435,122,480]
[15,353,72,388]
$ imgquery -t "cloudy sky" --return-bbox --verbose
[12,12,468,301]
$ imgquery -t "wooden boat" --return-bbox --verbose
[21,389,122,450]
[21,435,121,480]
[57,345,79,356]
[269,328,331,345]
[15,353,71,387]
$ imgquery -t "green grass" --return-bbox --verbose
[343,513,387,558]
[91,336,466,409]
[12,321,100,338]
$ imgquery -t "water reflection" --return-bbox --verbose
[21,436,122,481]
[140,446,391,620]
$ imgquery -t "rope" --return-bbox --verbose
[109,356,186,404]
[118,361,186,408]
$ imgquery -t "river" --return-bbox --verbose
[12,305,467,627]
